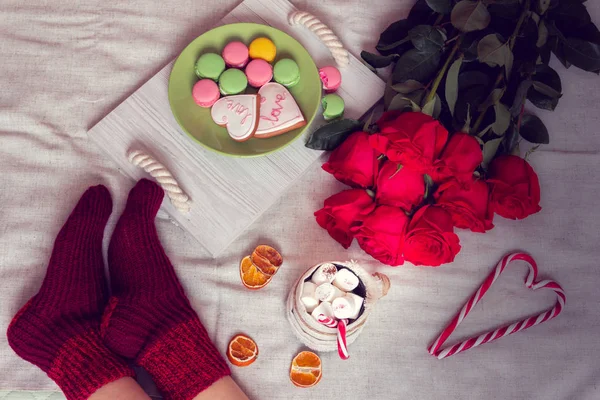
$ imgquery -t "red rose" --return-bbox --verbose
[403,206,461,267]
[434,179,494,233]
[369,112,448,173]
[352,206,409,266]
[487,155,542,220]
[315,189,376,248]
[322,131,379,188]
[376,161,425,212]
[432,132,483,182]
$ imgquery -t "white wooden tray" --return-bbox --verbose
[87,0,385,256]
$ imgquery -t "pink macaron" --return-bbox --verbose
[222,41,249,68]
[192,79,220,108]
[245,59,273,87]
[319,66,342,92]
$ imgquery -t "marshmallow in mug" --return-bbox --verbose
[311,301,334,321]
[332,268,359,292]
[315,282,344,302]
[332,293,364,320]
[311,263,338,285]
[301,281,319,313]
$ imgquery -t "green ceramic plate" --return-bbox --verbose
[169,23,321,157]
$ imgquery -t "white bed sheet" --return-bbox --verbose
[1,1,600,399]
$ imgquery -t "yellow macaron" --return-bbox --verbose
[249,37,277,63]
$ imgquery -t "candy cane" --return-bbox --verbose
[428,253,566,359]
[317,314,338,328]
[337,319,349,360]
[288,11,350,68]
[127,149,191,213]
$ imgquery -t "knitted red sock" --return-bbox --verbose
[102,179,230,400]
[6,185,134,400]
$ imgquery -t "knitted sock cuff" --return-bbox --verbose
[48,331,134,400]
[138,318,231,400]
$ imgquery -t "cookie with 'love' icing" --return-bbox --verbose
[255,83,306,139]
[211,94,260,142]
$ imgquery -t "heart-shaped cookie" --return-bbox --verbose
[428,253,566,359]
[211,94,260,142]
[255,82,306,138]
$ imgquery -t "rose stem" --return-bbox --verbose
[472,0,532,134]
[424,35,464,104]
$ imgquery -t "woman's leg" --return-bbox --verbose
[102,179,248,400]
[6,186,134,400]
[192,377,249,400]
[89,377,150,400]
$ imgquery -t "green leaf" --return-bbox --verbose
[510,79,532,116]
[531,81,561,98]
[391,79,424,94]
[459,32,481,61]
[451,0,491,32]
[423,174,434,200]
[361,51,399,68]
[527,64,563,111]
[482,138,503,168]
[519,114,550,144]
[492,103,511,135]
[562,38,600,72]
[392,48,442,84]
[527,90,559,111]
[426,0,452,14]
[388,95,418,112]
[505,124,520,155]
[477,34,510,67]
[408,0,438,25]
[409,25,446,53]
[362,110,377,133]
[421,94,441,118]
[537,20,549,48]
[462,104,472,133]
[384,76,397,109]
[445,57,463,118]
[305,119,362,151]
[376,20,413,55]
[538,0,551,15]
[406,89,427,107]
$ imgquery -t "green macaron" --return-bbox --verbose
[273,58,300,88]
[218,68,248,95]
[194,53,226,81]
[322,94,345,121]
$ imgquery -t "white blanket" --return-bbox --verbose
[1,1,600,399]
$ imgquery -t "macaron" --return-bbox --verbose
[194,53,225,81]
[222,41,249,68]
[322,94,345,120]
[245,59,273,87]
[248,37,277,62]
[192,79,220,108]
[319,66,342,92]
[273,58,300,88]
[219,68,248,95]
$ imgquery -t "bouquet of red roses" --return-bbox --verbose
[314,111,541,267]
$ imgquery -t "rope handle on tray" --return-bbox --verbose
[127,149,191,213]
[288,11,350,68]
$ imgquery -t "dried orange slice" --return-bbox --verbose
[227,334,258,367]
[252,245,283,276]
[290,351,322,388]
[240,256,272,290]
